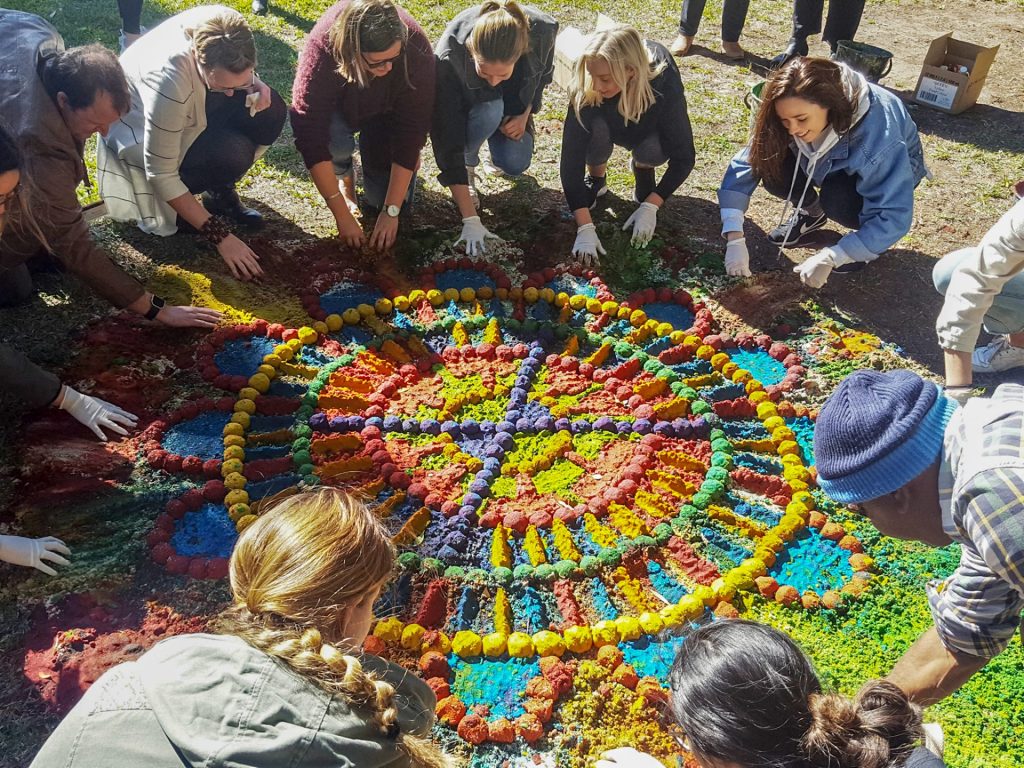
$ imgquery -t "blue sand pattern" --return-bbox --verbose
[163,411,231,461]
[215,337,278,376]
[730,348,787,386]
[436,269,497,291]
[452,657,540,719]
[642,302,695,331]
[171,503,237,558]
[770,528,854,594]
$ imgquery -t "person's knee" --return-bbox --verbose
[933,248,975,295]
[493,140,533,176]
[0,262,35,308]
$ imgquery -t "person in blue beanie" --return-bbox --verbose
[814,369,1024,706]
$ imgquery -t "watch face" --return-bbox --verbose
[386,204,401,218]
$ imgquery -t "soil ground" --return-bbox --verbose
[1,0,1022,765]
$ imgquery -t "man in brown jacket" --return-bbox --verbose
[0,9,221,441]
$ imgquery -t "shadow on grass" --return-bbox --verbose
[891,89,1024,156]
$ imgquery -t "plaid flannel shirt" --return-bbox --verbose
[932,384,1024,658]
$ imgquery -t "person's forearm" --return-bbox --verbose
[125,291,156,316]
[573,208,593,228]
[384,163,415,209]
[310,160,357,224]
[887,626,990,706]
[451,185,477,219]
[943,349,973,387]
[167,193,212,230]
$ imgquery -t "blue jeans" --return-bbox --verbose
[933,247,1024,336]
[464,99,534,175]
[328,113,415,209]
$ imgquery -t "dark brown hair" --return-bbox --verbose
[187,9,257,74]
[668,620,925,768]
[42,44,131,114]
[750,57,857,186]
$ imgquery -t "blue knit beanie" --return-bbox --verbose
[814,370,958,503]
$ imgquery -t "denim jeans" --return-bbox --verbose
[464,99,534,176]
[679,0,750,42]
[933,248,1024,336]
[328,112,415,209]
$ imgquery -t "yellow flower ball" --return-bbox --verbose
[696,345,715,361]
[563,625,593,654]
[569,294,587,311]
[712,576,736,602]
[638,612,665,635]
[741,557,768,579]
[248,373,271,394]
[710,352,730,370]
[375,298,394,315]
[763,415,785,431]
[342,308,362,326]
[601,300,619,315]
[298,326,319,345]
[509,287,524,301]
[223,422,245,438]
[262,353,283,368]
[442,288,460,303]
[777,440,801,457]
[617,306,632,320]
[325,314,343,331]
[230,412,251,429]
[523,287,539,304]
[313,321,329,336]
[237,387,260,403]
[221,458,245,476]
[426,289,443,306]
[374,617,404,644]
[477,286,494,300]
[452,630,483,658]
[422,631,452,655]
[496,287,509,300]
[732,368,753,384]
[756,401,778,420]
[629,310,648,328]
[539,288,555,304]
[721,361,738,377]
[507,631,535,658]
[656,322,674,338]
[224,471,247,490]
[400,623,425,651]
[393,295,410,312]
[745,379,763,393]
[273,344,294,362]
[532,630,565,657]
[669,330,686,345]
[615,615,642,641]
[692,585,716,607]
[224,444,245,461]
[592,620,620,647]
[256,364,277,381]
[456,287,474,303]
[234,398,257,415]
[225,489,250,507]
[357,303,376,318]
[223,434,246,449]
[482,632,508,657]
[408,289,425,304]
[236,514,258,532]
[228,502,250,521]
[287,338,303,352]
[749,391,769,404]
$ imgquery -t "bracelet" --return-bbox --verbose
[200,215,232,246]
[324,190,344,202]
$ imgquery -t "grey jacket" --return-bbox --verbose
[30,633,438,768]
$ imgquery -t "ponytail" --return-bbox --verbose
[804,680,924,768]
[467,0,530,63]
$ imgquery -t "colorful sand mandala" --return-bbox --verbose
[133,260,878,762]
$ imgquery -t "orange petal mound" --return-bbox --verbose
[525,677,558,701]
[435,695,467,726]
[755,576,780,598]
[636,677,669,706]
[457,713,490,745]
[610,663,640,690]
[775,584,801,606]
[596,644,624,670]
[539,657,574,695]
[516,713,545,742]
[714,601,740,619]
[418,650,450,679]
[362,635,386,656]
[523,697,554,723]
[488,717,516,743]
[426,676,451,700]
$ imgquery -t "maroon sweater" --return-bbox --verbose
[290,1,435,171]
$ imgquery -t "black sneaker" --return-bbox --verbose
[768,208,828,246]
[769,38,809,70]
[630,159,656,203]
[203,188,264,231]
[251,0,269,15]
[584,174,607,209]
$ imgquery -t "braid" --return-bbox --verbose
[217,607,452,768]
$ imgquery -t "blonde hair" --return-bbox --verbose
[570,25,665,126]
[215,488,451,768]
[466,0,530,64]
[329,0,410,89]
[187,9,257,74]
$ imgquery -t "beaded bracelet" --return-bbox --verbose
[200,215,232,245]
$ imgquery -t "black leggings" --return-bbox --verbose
[762,151,862,228]
[117,0,143,34]
[792,0,865,47]
[179,87,287,194]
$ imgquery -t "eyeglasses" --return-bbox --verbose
[0,184,20,207]
[664,720,692,752]
[362,47,403,71]
[201,67,256,94]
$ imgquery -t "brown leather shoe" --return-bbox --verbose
[722,40,746,59]
[669,34,694,57]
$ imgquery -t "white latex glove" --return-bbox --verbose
[572,223,606,267]
[593,747,665,768]
[794,247,840,289]
[455,216,502,256]
[0,535,71,576]
[724,236,752,277]
[58,386,138,442]
[622,202,658,247]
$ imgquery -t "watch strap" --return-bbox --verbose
[145,295,166,321]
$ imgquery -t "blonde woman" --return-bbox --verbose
[433,0,557,255]
[98,6,287,281]
[291,0,435,252]
[30,488,451,768]
[560,26,695,265]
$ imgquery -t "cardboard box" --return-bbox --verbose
[553,14,618,92]
[913,33,999,114]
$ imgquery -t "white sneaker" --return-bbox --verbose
[972,335,1024,374]
[922,723,945,758]
[465,165,481,210]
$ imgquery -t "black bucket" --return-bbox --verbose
[834,40,893,82]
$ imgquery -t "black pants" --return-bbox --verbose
[763,151,862,228]
[679,0,750,42]
[178,87,287,195]
[117,0,142,34]
[792,0,865,47]
[0,263,33,307]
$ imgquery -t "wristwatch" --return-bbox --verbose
[385,204,401,218]
[145,294,166,321]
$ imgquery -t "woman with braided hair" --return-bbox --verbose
[594,620,945,768]
[30,489,452,768]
